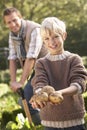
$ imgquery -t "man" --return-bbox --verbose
[3,7,47,125]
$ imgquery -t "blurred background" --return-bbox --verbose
[0,0,87,70]
[0,0,87,130]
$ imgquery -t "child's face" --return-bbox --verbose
[43,31,66,55]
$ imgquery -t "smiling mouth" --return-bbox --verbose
[49,45,57,49]
[12,27,19,32]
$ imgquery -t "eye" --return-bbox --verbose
[54,35,59,38]
[44,37,49,41]
[7,21,11,25]
[13,19,17,22]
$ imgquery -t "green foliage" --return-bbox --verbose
[0,0,87,70]
[0,68,87,130]
[0,69,22,84]
[2,112,44,130]
[84,113,87,128]
[65,24,87,56]
[0,70,44,130]
[5,113,44,130]
[82,57,87,68]
[0,71,10,84]
[0,0,87,57]
[0,88,20,117]
[0,55,8,70]
[83,92,87,111]
[1,110,25,129]
[0,48,9,70]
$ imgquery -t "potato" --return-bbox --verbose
[35,91,48,102]
[30,86,63,105]
[41,85,55,95]
[49,92,63,104]
[30,91,48,103]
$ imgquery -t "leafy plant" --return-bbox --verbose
[0,68,87,130]
[6,113,44,130]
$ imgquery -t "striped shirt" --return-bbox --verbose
[8,28,43,60]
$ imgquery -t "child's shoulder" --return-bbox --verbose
[67,51,81,59]
[67,52,82,63]
[36,55,47,64]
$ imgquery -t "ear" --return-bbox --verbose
[63,32,67,41]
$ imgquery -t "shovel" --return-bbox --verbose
[17,88,33,125]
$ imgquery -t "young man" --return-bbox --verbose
[3,7,47,125]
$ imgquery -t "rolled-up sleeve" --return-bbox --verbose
[8,34,17,60]
[26,28,43,59]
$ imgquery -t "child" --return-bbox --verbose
[30,17,87,130]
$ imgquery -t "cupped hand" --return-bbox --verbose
[30,100,47,109]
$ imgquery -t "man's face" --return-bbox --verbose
[4,12,22,33]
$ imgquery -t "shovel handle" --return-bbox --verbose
[17,88,33,126]
[17,88,25,99]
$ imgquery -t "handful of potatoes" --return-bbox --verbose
[30,85,63,104]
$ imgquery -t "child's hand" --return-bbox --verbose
[29,91,48,109]
[30,100,47,109]
[29,86,64,109]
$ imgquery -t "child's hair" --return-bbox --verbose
[3,7,22,22]
[41,17,66,38]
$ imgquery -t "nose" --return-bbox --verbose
[10,21,16,27]
[50,38,55,45]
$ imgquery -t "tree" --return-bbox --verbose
[0,0,87,56]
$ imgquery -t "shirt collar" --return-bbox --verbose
[46,51,71,61]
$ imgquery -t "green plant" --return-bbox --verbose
[84,113,87,129]
[5,113,44,130]
[0,82,44,130]
[83,92,87,111]
[0,69,22,84]
[0,69,87,130]
[82,56,87,68]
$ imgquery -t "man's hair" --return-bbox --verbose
[3,7,22,20]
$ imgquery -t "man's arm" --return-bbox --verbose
[9,59,21,92]
[9,59,17,82]
[10,58,35,92]
[19,58,36,85]
[19,28,43,86]
[11,28,42,91]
